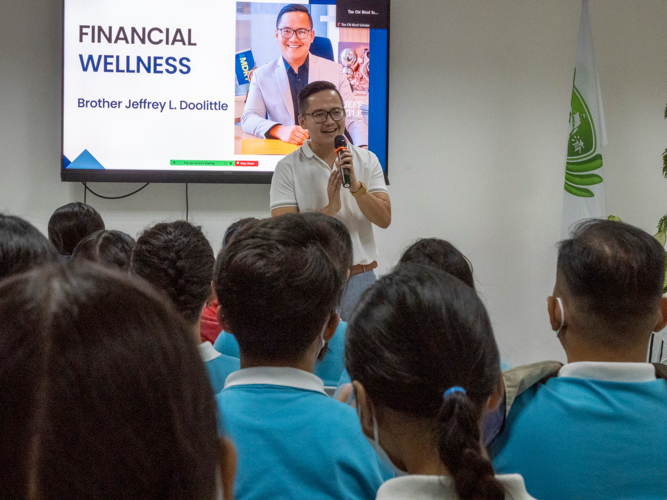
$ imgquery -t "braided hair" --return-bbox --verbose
[131,221,215,324]
[346,265,504,500]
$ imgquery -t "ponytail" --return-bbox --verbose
[437,391,504,500]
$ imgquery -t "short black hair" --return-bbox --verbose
[294,212,353,280]
[298,80,343,115]
[0,214,58,281]
[215,214,341,363]
[276,3,313,29]
[0,262,218,499]
[72,230,136,271]
[48,202,105,256]
[558,219,665,343]
[131,221,215,324]
[399,238,475,290]
[222,217,260,249]
[346,265,503,499]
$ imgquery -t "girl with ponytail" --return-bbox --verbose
[346,264,536,500]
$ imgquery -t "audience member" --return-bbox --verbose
[214,213,352,386]
[346,265,534,500]
[489,219,667,500]
[47,202,105,258]
[214,214,391,500]
[0,262,235,499]
[399,238,474,289]
[131,221,239,393]
[336,237,478,393]
[72,229,136,271]
[202,217,259,344]
[0,214,58,282]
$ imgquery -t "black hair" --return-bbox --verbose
[558,219,665,345]
[276,3,313,29]
[298,80,344,115]
[295,212,353,280]
[346,265,504,500]
[222,217,260,249]
[215,214,341,363]
[399,238,475,290]
[47,202,105,256]
[72,229,136,271]
[0,262,219,500]
[131,221,215,324]
[0,214,58,281]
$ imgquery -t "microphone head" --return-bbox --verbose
[334,135,347,149]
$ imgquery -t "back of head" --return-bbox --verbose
[131,221,215,324]
[289,212,352,282]
[0,262,218,500]
[215,214,341,363]
[399,238,475,289]
[346,265,503,500]
[0,214,58,282]
[72,229,136,271]
[48,202,105,256]
[222,217,260,249]
[558,219,665,345]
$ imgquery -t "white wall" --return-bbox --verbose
[2,0,667,366]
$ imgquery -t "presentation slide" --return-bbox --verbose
[61,0,389,183]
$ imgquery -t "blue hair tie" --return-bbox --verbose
[444,386,466,398]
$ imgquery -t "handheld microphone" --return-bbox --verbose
[334,135,351,188]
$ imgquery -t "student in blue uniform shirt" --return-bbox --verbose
[131,220,239,393]
[214,214,392,500]
[214,212,352,387]
[488,220,667,500]
[346,265,535,500]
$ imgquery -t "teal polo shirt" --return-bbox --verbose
[217,367,392,500]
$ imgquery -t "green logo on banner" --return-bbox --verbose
[564,84,603,198]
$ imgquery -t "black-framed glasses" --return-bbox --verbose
[301,107,345,123]
[278,28,312,39]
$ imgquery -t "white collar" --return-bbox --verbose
[376,473,531,499]
[300,140,339,168]
[223,367,326,395]
[198,341,222,363]
[559,361,656,382]
[300,140,316,158]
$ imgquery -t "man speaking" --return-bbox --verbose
[270,81,390,321]
[241,4,368,147]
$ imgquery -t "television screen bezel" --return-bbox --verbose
[60,0,390,184]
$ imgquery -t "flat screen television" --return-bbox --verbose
[61,0,390,183]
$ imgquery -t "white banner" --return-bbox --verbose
[561,0,608,238]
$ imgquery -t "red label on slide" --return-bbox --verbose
[234,161,259,167]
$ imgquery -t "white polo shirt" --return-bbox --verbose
[270,141,388,266]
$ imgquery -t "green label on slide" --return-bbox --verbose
[170,160,235,166]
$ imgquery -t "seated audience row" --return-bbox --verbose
[2,207,667,500]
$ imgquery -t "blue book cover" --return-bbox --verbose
[235,49,255,85]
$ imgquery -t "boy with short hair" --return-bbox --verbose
[214,213,390,500]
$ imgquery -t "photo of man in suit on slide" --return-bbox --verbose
[240,4,368,147]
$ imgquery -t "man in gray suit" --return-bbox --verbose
[241,4,368,147]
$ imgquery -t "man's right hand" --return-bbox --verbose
[322,166,342,216]
[270,125,309,145]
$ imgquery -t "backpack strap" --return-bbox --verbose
[503,360,563,416]
[653,363,667,380]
